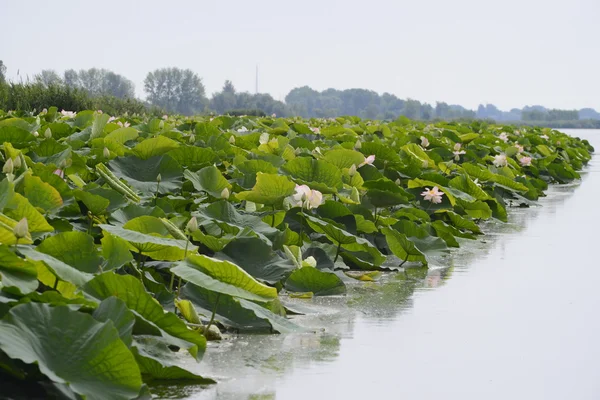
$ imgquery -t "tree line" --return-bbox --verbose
[0,61,598,123]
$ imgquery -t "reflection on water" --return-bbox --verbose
[156,130,600,400]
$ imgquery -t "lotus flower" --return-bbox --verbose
[453,149,466,161]
[519,156,532,167]
[13,218,28,239]
[186,217,198,233]
[237,126,249,133]
[421,186,444,204]
[2,158,14,174]
[310,127,320,134]
[420,136,429,148]
[162,114,168,120]
[116,121,131,128]
[359,155,375,167]
[493,154,508,168]
[259,132,270,145]
[515,144,524,153]
[540,134,549,140]
[499,132,509,142]
[291,184,323,210]
[53,169,65,179]
[221,188,230,199]
[60,110,76,118]
[272,113,277,118]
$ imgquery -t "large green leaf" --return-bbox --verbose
[36,231,104,274]
[105,127,139,144]
[236,172,296,205]
[171,254,278,302]
[84,273,207,360]
[304,214,386,265]
[4,193,54,233]
[282,157,343,194]
[22,175,63,211]
[323,149,365,169]
[381,227,427,265]
[183,284,302,333]
[19,246,94,287]
[98,222,195,253]
[217,237,295,284]
[108,155,183,195]
[363,178,413,207]
[184,166,231,198]
[131,136,180,159]
[167,146,219,171]
[92,297,135,347]
[285,267,346,296]
[0,303,142,400]
[0,245,38,295]
[101,233,134,270]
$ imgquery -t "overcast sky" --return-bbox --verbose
[2,0,598,111]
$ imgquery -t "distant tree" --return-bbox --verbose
[403,99,422,119]
[64,68,135,99]
[0,60,6,83]
[579,108,600,120]
[35,70,63,87]
[210,80,237,114]
[144,67,207,115]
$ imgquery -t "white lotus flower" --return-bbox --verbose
[515,144,524,153]
[499,132,509,142]
[453,149,466,161]
[421,187,444,204]
[237,126,249,133]
[420,136,429,148]
[259,132,270,145]
[162,114,168,120]
[302,256,317,268]
[493,154,508,168]
[540,134,549,140]
[291,184,323,209]
[310,127,320,134]
[60,110,76,118]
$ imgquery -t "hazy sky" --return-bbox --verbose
[2,0,598,111]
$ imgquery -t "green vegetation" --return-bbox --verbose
[0,108,593,398]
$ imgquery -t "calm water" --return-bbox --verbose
[160,129,600,400]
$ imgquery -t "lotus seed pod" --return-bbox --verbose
[13,218,28,239]
[186,217,198,233]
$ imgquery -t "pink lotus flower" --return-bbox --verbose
[515,144,524,153]
[421,186,444,204]
[499,132,509,142]
[53,169,65,179]
[359,155,375,167]
[519,156,532,167]
[310,127,320,134]
[453,149,466,161]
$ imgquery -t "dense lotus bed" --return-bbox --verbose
[0,108,594,398]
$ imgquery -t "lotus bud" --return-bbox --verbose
[103,147,110,158]
[186,216,198,233]
[44,128,52,139]
[13,156,22,169]
[350,186,360,203]
[13,218,28,239]
[221,187,230,199]
[2,158,14,174]
[395,178,401,185]
[156,174,162,183]
[348,164,357,176]
[354,140,362,149]
[188,134,196,143]
[33,131,39,137]
[302,256,317,268]
[229,136,236,144]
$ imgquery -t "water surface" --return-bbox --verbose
[162,129,600,400]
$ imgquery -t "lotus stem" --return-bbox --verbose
[177,235,191,298]
[333,242,342,263]
[53,276,59,290]
[154,181,160,206]
[399,254,409,268]
[271,205,276,227]
[204,293,221,337]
